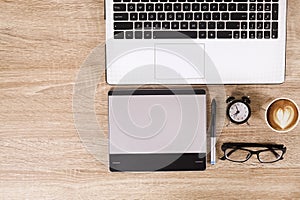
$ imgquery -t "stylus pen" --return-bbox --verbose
[211,99,217,165]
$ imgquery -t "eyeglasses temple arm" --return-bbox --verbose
[268,147,281,158]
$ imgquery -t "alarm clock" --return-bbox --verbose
[226,96,251,125]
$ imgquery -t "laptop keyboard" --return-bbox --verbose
[113,0,279,40]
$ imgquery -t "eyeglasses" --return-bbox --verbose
[220,143,287,163]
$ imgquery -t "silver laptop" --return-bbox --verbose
[105,0,287,84]
[108,89,206,171]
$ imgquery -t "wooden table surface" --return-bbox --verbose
[1,0,299,199]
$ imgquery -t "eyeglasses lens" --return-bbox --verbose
[258,149,283,163]
[225,148,251,162]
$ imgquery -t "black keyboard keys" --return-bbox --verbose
[112,0,281,40]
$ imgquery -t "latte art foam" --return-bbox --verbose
[266,99,299,132]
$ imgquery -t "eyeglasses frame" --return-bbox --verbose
[220,143,287,163]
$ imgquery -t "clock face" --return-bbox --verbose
[228,101,251,124]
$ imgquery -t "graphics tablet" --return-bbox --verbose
[108,89,206,172]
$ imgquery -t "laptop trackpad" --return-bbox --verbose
[154,43,205,80]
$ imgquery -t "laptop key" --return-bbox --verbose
[171,22,180,29]
[114,31,124,39]
[153,22,161,29]
[238,4,248,11]
[194,12,202,20]
[265,3,271,11]
[221,13,230,20]
[153,31,197,39]
[148,13,156,20]
[114,4,126,11]
[137,4,145,11]
[212,13,220,20]
[126,31,133,39]
[144,31,152,39]
[233,31,240,39]
[241,31,247,39]
[219,3,227,11]
[257,22,263,29]
[176,13,184,20]
[199,31,206,39]
[272,30,278,39]
[181,22,189,29]
[139,13,147,20]
[155,3,163,11]
[114,22,133,30]
[208,31,216,39]
[228,3,236,11]
[272,4,279,20]
[249,31,255,39]
[217,31,232,39]
[114,13,128,21]
[130,13,138,20]
[144,22,152,29]
[264,31,271,39]
[183,3,191,11]
[264,22,271,29]
[226,22,240,29]
[199,22,207,29]
[241,22,247,29]
[257,3,263,11]
[192,3,200,11]
[249,3,256,11]
[231,13,248,20]
[190,22,197,29]
[174,3,182,11]
[201,3,209,11]
[185,12,193,20]
[158,13,165,20]
[208,22,216,29]
[257,31,263,39]
[162,22,170,29]
[217,22,225,29]
[135,22,142,29]
[135,31,143,39]
[272,22,278,30]
[146,3,154,11]
[128,4,135,11]
[249,22,255,29]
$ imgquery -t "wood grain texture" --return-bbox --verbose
[0,0,299,199]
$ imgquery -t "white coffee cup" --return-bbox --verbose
[264,98,299,133]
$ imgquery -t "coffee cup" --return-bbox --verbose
[264,98,299,133]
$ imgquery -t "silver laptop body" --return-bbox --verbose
[106,0,287,84]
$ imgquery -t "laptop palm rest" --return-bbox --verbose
[154,43,206,80]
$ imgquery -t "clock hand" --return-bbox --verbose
[234,105,240,116]
[235,105,239,112]
[234,111,240,116]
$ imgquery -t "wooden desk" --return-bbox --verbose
[0,0,299,199]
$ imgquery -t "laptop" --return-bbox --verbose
[105,0,287,85]
[108,89,206,171]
